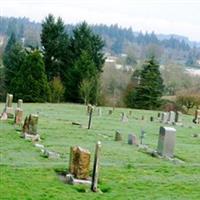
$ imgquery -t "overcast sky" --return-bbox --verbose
[0,0,200,41]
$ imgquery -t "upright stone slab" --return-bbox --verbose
[175,111,182,125]
[115,131,122,141]
[194,109,200,124]
[28,114,39,135]
[22,116,29,134]
[91,141,101,192]
[168,111,175,124]
[88,106,94,129]
[17,99,23,109]
[128,134,138,145]
[5,94,14,118]
[157,126,176,157]
[14,108,23,125]
[162,112,168,124]
[121,112,128,122]
[150,116,154,122]
[108,109,112,115]
[69,146,91,179]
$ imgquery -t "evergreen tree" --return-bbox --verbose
[14,50,50,102]
[41,14,70,81]
[66,22,105,103]
[3,35,26,93]
[125,57,164,109]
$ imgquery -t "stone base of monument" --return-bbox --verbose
[138,145,184,164]
[0,112,7,120]
[41,149,60,159]
[66,174,92,185]
[22,133,41,142]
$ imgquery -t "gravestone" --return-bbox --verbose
[194,109,200,124]
[17,99,23,109]
[141,115,144,120]
[14,109,23,125]
[88,106,94,129]
[28,114,39,135]
[150,116,154,122]
[5,94,14,118]
[129,110,132,116]
[161,112,168,124]
[157,126,176,157]
[168,111,175,124]
[121,112,128,122]
[115,131,122,141]
[128,134,138,145]
[91,141,101,192]
[140,129,145,145]
[69,146,91,179]
[22,116,29,134]
[175,111,183,125]
[157,112,161,118]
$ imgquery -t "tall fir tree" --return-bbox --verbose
[41,14,70,82]
[3,34,26,93]
[125,57,164,109]
[66,22,105,103]
[14,50,50,102]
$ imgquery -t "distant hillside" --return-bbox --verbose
[0,16,200,67]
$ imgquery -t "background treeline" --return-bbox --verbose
[1,16,200,68]
[1,15,105,104]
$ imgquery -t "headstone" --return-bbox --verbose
[0,112,7,120]
[157,113,161,118]
[140,129,145,144]
[87,104,92,115]
[150,116,154,122]
[88,106,94,129]
[14,108,23,125]
[28,114,39,135]
[157,126,176,157]
[129,110,132,116]
[69,146,91,179]
[168,111,175,124]
[17,99,23,109]
[141,115,144,120]
[115,131,122,141]
[22,116,29,134]
[175,111,183,125]
[194,109,200,124]
[128,134,138,145]
[91,141,101,192]
[161,112,168,124]
[121,112,128,122]
[4,93,14,118]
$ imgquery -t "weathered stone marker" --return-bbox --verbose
[194,109,200,124]
[14,109,23,125]
[69,146,91,179]
[28,114,39,135]
[129,110,132,116]
[175,111,182,125]
[157,126,176,157]
[91,141,101,192]
[88,106,94,129]
[121,112,128,122]
[140,129,145,144]
[168,111,175,124]
[115,130,122,141]
[17,99,23,109]
[128,134,138,145]
[161,112,168,124]
[150,116,154,122]
[5,93,14,118]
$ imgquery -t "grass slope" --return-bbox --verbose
[0,103,199,200]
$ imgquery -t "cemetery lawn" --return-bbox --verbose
[0,103,200,200]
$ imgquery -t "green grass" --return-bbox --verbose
[0,103,200,200]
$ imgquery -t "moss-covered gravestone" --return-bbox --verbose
[69,146,91,179]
